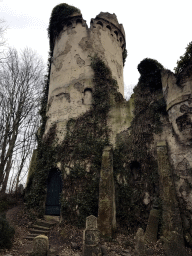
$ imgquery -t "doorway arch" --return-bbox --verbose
[45,168,62,216]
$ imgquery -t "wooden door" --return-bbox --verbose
[45,169,62,216]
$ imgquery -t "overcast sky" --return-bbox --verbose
[1,0,191,98]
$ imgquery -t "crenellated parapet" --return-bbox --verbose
[90,12,126,52]
[61,13,87,31]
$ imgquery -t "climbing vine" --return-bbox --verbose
[48,3,80,54]
[113,58,166,231]
[25,55,121,226]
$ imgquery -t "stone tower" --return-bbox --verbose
[45,10,126,142]
[26,4,133,221]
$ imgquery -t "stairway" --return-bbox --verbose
[26,216,59,240]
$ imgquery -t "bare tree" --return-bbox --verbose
[0,48,45,194]
[0,19,7,61]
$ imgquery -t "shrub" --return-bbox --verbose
[0,215,15,249]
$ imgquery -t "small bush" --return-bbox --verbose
[0,215,15,249]
[0,195,17,214]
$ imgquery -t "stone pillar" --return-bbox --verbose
[83,215,102,256]
[98,146,116,238]
[156,141,187,256]
[144,209,160,244]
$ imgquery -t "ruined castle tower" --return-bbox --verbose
[26,5,192,250]
[26,4,133,218]
[45,10,126,142]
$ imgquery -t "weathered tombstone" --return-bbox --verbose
[156,141,187,256]
[83,215,102,256]
[98,146,116,238]
[31,235,49,256]
[135,228,146,256]
[144,208,160,244]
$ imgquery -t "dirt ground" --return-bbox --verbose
[1,199,192,256]
[0,201,136,256]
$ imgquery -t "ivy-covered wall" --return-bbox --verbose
[113,58,167,232]
[25,55,127,226]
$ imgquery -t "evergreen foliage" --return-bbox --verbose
[114,58,166,231]
[137,58,164,90]
[174,41,192,74]
[123,48,127,66]
[48,3,80,54]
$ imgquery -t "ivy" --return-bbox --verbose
[113,58,166,231]
[123,48,128,66]
[48,3,80,54]
[25,55,120,226]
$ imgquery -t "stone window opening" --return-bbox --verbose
[83,88,92,105]
[97,21,103,28]
[106,25,111,31]
[76,19,82,25]
[114,31,118,39]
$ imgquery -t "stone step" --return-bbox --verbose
[29,228,49,235]
[44,215,60,223]
[30,224,50,231]
[25,234,39,241]
[35,219,57,228]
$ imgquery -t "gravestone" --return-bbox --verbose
[135,228,146,256]
[31,235,49,256]
[83,215,102,256]
[98,146,116,238]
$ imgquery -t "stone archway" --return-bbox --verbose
[45,168,62,216]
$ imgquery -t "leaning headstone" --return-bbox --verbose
[31,235,49,256]
[135,228,146,256]
[144,208,160,244]
[83,215,102,256]
[157,141,187,256]
[98,146,116,238]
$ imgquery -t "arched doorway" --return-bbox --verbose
[45,168,62,216]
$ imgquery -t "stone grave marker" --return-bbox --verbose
[83,215,102,256]
[31,235,49,256]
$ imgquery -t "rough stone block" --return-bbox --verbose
[144,209,160,244]
[98,146,116,238]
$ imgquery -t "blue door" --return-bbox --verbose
[45,169,62,215]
